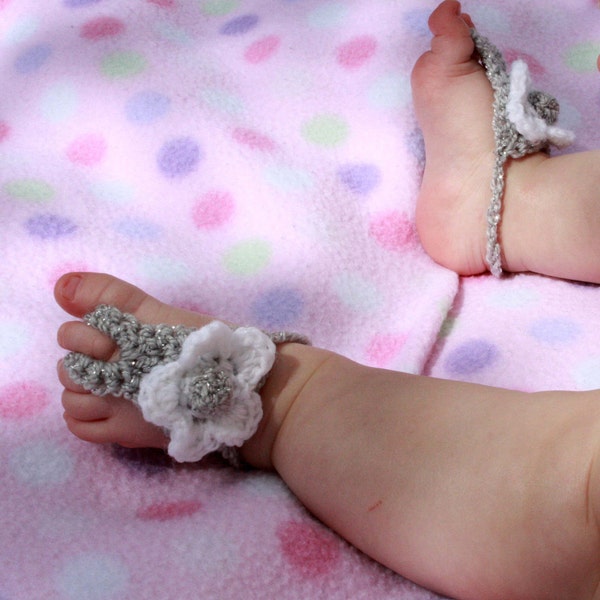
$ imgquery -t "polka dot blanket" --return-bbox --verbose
[0,1,598,598]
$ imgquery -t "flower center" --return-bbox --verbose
[183,366,233,419]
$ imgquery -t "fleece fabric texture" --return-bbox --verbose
[0,1,598,599]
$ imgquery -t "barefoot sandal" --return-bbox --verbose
[63,304,310,465]
[471,30,575,277]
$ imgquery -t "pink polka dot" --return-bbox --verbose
[136,501,202,521]
[192,190,235,229]
[245,35,281,64]
[504,50,546,77]
[0,121,10,142]
[66,134,107,167]
[0,382,50,419]
[369,211,418,251]
[336,35,377,69]
[232,127,276,152]
[365,333,408,367]
[277,520,340,578]
[81,16,125,40]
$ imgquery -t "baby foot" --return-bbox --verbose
[411,0,563,277]
[411,0,494,275]
[412,1,600,283]
[55,272,326,468]
[56,273,208,453]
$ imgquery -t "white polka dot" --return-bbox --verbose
[10,440,74,486]
[487,288,538,309]
[332,273,382,312]
[368,74,411,110]
[138,256,190,282]
[90,179,134,204]
[0,320,31,357]
[55,553,129,600]
[264,165,314,192]
[40,81,78,123]
[574,356,600,390]
[2,16,39,45]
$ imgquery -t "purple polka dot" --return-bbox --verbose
[220,14,259,36]
[14,44,52,74]
[126,90,171,124]
[157,137,202,178]
[25,214,77,239]
[64,0,103,6]
[251,287,304,329]
[406,128,425,171]
[338,164,381,195]
[529,318,581,344]
[444,339,498,376]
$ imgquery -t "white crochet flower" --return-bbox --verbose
[506,59,575,148]
[137,320,276,462]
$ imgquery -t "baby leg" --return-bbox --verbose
[56,272,600,599]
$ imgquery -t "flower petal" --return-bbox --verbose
[177,321,233,370]
[507,60,574,148]
[230,327,276,388]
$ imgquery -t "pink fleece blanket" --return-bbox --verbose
[0,1,598,598]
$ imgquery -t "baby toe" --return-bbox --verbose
[62,389,113,421]
[58,320,117,359]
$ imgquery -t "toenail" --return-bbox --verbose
[62,275,82,301]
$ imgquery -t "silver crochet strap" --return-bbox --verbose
[471,29,574,277]
[63,304,310,465]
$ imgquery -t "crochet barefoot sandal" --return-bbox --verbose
[63,304,310,465]
[471,29,575,277]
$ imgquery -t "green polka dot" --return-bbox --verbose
[101,51,147,79]
[200,0,239,16]
[565,42,600,73]
[438,316,456,339]
[3,179,54,202]
[224,239,271,276]
[302,114,349,147]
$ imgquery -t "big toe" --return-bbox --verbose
[427,0,475,67]
[54,272,206,328]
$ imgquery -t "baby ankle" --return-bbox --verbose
[243,345,336,470]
